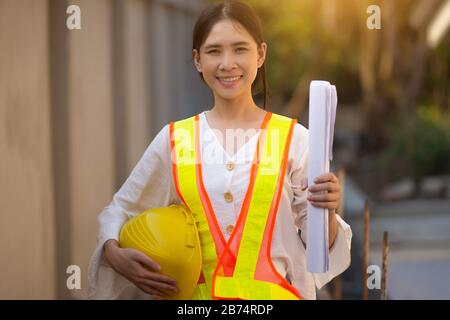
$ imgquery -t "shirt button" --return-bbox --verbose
[226,162,235,171]
[226,224,234,234]
[224,192,233,203]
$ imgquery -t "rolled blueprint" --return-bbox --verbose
[306,80,337,273]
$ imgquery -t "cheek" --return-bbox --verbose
[245,67,259,86]
[240,57,259,80]
[200,61,218,79]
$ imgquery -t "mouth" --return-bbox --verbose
[215,75,243,88]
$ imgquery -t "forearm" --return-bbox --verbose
[103,239,121,268]
[328,210,338,249]
[104,239,120,252]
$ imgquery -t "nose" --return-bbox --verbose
[219,51,237,71]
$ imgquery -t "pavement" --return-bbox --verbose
[340,176,450,299]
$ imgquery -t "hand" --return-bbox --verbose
[301,172,341,248]
[301,172,341,215]
[103,239,178,299]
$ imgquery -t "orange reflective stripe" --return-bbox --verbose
[171,116,230,297]
[215,277,299,300]
[234,116,291,277]
[170,118,220,293]
[194,115,232,259]
[255,118,302,299]
[211,112,272,282]
[212,115,301,300]
[171,112,302,300]
[170,118,224,256]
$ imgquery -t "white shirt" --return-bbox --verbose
[87,111,352,300]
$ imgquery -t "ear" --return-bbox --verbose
[192,49,203,72]
[257,42,267,69]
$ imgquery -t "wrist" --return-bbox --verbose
[328,210,338,248]
[329,208,337,219]
[104,239,121,265]
[104,239,119,250]
[329,210,338,228]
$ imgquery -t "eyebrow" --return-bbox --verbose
[204,41,251,50]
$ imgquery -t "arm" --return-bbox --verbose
[295,172,352,289]
[328,209,338,249]
[301,173,341,249]
[88,124,179,299]
[289,124,351,286]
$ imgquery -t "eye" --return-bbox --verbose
[236,47,247,52]
[206,49,220,54]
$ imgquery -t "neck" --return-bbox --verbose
[210,91,261,121]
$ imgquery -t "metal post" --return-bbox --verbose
[381,231,389,300]
[332,166,345,300]
[362,199,370,300]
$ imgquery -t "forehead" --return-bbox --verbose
[203,19,255,47]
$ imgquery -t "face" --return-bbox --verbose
[193,19,267,101]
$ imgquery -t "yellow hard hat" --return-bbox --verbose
[119,204,202,299]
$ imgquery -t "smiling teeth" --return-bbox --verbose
[219,76,241,82]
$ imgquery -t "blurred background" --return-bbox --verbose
[0,0,449,299]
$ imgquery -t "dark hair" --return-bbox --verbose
[192,0,268,110]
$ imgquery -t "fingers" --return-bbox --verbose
[139,278,178,295]
[146,271,178,286]
[301,173,339,192]
[306,172,340,210]
[134,273,177,299]
[136,282,172,300]
[308,200,339,209]
[116,248,178,299]
[130,251,178,284]
[134,251,161,272]
[135,256,177,286]
[314,172,338,184]
[132,261,178,296]
[137,266,177,287]
[308,181,340,193]
[307,192,339,202]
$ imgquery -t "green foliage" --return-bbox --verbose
[236,0,362,98]
[379,104,450,182]
[205,0,450,181]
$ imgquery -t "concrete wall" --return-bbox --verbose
[0,0,208,299]
[0,0,55,299]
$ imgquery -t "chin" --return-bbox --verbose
[216,91,244,101]
[215,86,246,98]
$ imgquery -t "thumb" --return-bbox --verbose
[300,177,308,191]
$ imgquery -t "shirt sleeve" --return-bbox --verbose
[87,124,179,299]
[289,124,352,290]
[97,124,178,243]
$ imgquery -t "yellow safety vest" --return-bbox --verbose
[169,112,302,300]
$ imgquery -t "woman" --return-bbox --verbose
[88,0,352,300]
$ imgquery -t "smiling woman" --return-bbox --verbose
[191,1,268,110]
[89,0,352,301]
